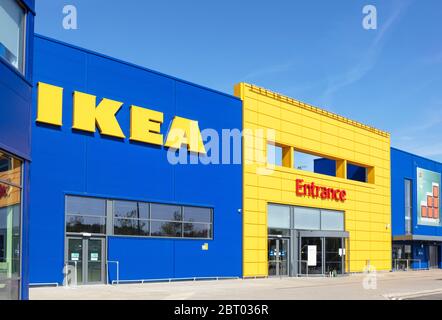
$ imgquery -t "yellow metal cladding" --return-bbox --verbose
[235,83,392,277]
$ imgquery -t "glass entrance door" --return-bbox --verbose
[300,237,345,276]
[66,237,105,284]
[300,237,323,275]
[325,238,344,275]
[429,246,439,269]
[87,239,104,283]
[67,237,83,284]
[268,238,289,277]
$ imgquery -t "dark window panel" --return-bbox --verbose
[66,215,106,234]
[113,201,138,219]
[183,223,211,238]
[150,204,182,221]
[150,221,182,237]
[183,207,212,223]
[114,218,149,236]
[347,163,367,183]
[66,196,106,217]
[138,203,149,220]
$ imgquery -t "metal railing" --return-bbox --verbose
[393,259,423,271]
[106,261,120,285]
[111,276,240,285]
[29,283,59,287]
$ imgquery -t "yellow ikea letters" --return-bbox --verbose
[73,91,126,138]
[36,82,206,154]
[130,105,164,146]
[165,116,206,154]
[36,82,64,126]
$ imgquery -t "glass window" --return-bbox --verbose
[65,197,106,234]
[183,223,211,238]
[138,203,149,220]
[321,210,344,231]
[114,218,149,236]
[66,196,106,217]
[113,201,150,236]
[347,163,367,183]
[151,221,182,237]
[66,215,106,234]
[0,152,22,300]
[151,203,181,221]
[267,144,282,167]
[113,201,148,219]
[66,196,213,239]
[0,152,22,186]
[268,228,290,237]
[183,207,211,223]
[294,207,320,230]
[113,201,138,219]
[405,179,412,235]
[268,204,290,229]
[294,150,336,177]
[0,0,26,73]
[0,184,21,275]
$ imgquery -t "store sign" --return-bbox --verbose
[91,253,99,262]
[36,82,206,154]
[307,246,317,266]
[417,168,440,226]
[296,179,347,202]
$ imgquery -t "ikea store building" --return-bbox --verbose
[29,35,243,286]
[1,0,442,300]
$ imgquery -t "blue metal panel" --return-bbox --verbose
[108,237,175,281]
[29,35,243,284]
[391,147,442,237]
[0,61,32,159]
[413,242,429,269]
[21,0,35,12]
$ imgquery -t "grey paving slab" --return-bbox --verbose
[29,270,442,300]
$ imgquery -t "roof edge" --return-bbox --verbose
[391,147,442,166]
[34,34,241,102]
[239,82,390,138]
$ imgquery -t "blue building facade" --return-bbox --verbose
[391,147,442,270]
[29,35,243,285]
[0,0,35,299]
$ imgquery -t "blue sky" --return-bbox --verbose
[35,0,442,161]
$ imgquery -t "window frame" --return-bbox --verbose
[404,179,413,235]
[267,203,345,233]
[0,0,27,75]
[0,149,23,300]
[346,162,369,183]
[293,149,337,177]
[267,143,283,167]
[65,195,214,240]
